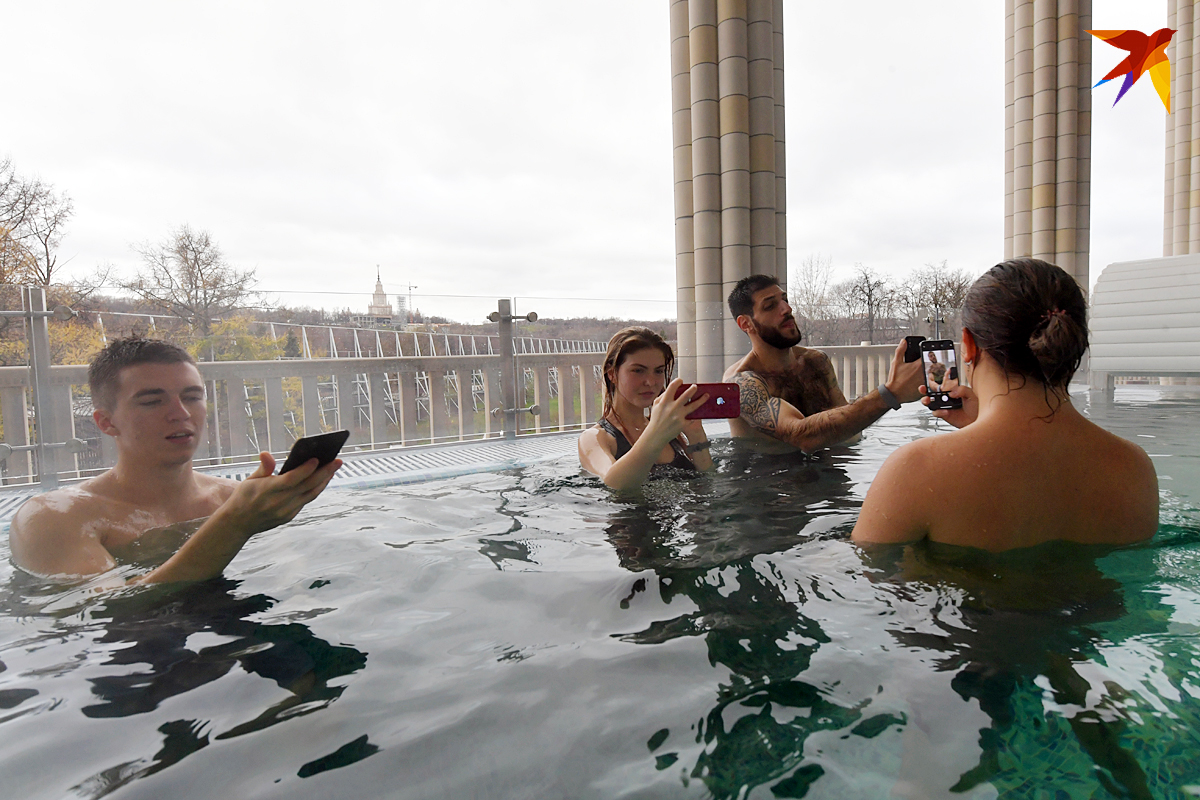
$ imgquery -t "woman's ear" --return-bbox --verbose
[961,328,979,363]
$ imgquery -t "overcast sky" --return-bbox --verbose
[0,1,1171,323]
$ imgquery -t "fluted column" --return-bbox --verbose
[719,0,751,363]
[1191,1,1200,248]
[772,0,787,286]
[747,0,776,277]
[1077,0,1092,275]
[671,0,788,381]
[671,0,697,381]
[1005,0,1091,287]
[1005,0,1016,260]
[1054,0,1079,277]
[1011,2,1035,257]
[690,0,724,382]
[1167,0,1179,253]
[1175,0,1194,254]
[1032,0,1058,260]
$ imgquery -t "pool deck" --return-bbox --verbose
[0,421,735,523]
[0,431,582,523]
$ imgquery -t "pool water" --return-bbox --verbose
[2,387,1200,799]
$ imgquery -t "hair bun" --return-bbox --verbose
[1028,311,1082,387]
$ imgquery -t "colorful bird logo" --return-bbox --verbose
[1087,28,1176,112]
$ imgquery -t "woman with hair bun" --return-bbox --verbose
[852,258,1157,550]
[578,327,713,490]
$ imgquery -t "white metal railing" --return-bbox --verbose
[0,291,608,487]
[90,311,607,358]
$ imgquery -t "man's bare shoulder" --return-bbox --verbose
[195,471,239,501]
[9,483,126,575]
[13,483,117,530]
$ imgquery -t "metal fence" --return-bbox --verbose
[0,288,904,488]
[0,290,609,487]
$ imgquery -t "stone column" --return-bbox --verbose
[1174,0,1194,254]
[772,0,787,286]
[719,1,751,365]
[1191,0,1200,248]
[748,0,776,277]
[1005,0,1091,287]
[1167,0,1179,253]
[690,0,724,382]
[671,0,697,381]
[673,0,787,383]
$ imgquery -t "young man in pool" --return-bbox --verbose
[723,275,925,454]
[9,338,342,584]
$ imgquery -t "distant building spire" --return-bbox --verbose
[367,265,393,321]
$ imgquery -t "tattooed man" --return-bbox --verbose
[722,275,924,454]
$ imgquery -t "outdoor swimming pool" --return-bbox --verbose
[2,387,1199,799]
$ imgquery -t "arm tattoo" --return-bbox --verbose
[736,372,784,433]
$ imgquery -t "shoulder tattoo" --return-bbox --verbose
[735,372,783,433]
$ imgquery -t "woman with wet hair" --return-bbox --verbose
[578,327,713,489]
[852,258,1157,550]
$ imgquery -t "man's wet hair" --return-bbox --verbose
[727,274,782,319]
[89,337,197,412]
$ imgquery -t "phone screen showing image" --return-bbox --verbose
[921,341,963,410]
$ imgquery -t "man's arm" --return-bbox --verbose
[136,453,340,584]
[735,370,890,454]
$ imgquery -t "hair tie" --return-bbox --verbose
[1041,307,1066,322]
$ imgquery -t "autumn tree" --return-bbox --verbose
[0,159,74,288]
[120,225,260,337]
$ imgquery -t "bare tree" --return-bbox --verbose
[897,260,976,338]
[120,226,260,336]
[844,264,894,344]
[789,252,833,343]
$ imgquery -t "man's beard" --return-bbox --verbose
[755,319,802,350]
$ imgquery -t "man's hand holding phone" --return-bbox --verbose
[885,339,925,404]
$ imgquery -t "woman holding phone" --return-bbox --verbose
[852,258,1158,550]
[578,327,714,490]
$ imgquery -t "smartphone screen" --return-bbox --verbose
[921,341,963,410]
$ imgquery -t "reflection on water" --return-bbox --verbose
[0,576,369,799]
[0,388,1198,798]
[596,425,1200,798]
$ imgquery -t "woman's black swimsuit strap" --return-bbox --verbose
[597,418,696,473]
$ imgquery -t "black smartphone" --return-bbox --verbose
[278,430,350,474]
[920,340,963,410]
[904,335,926,363]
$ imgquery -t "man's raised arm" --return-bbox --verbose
[735,371,892,454]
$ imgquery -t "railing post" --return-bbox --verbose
[1,386,31,483]
[399,370,419,445]
[25,287,61,489]
[497,299,517,440]
[430,371,452,443]
[531,365,547,433]
[368,371,389,447]
[264,376,289,452]
[301,375,322,435]
[336,372,360,444]
[225,378,251,456]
